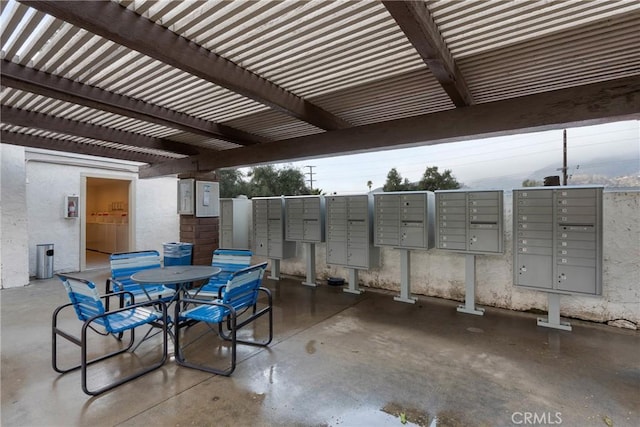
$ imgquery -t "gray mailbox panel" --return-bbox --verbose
[284,196,325,242]
[325,194,379,269]
[252,197,296,259]
[219,197,250,249]
[373,192,435,250]
[436,190,504,254]
[513,187,603,295]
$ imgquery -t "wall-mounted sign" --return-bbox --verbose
[177,179,195,215]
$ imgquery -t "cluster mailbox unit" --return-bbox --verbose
[325,194,380,294]
[436,190,504,315]
[284,196,325,286]
[252,197,296,280]
[513,186,603,330]
[219,197,251,250]
[373,191,435,303]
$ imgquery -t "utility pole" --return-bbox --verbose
[305,165,315,190]
[555,129,569,186]
[562,129,568,185]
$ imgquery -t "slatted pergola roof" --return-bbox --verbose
[1,0,639,178]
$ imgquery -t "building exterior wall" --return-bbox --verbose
[268,190,640,326]
[134,176,180,254]
[1,145,30,288]
[0,147,180,288]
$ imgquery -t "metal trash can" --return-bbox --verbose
[36,243,54,279]
[163,242,193,266]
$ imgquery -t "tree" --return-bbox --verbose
[277,167,311,196]
[217,169,250,198]
[367,180,372,191]
[384,166,459,192]
[522,179,542,187]
[383,168,404,191]
[247,165,311,197]
[418,166,460,191]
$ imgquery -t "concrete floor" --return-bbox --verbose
[1,269,638,427]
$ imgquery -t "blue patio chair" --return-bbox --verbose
[53,274,168,396]
[107,250,176,306]
[193,249,253,298]
[175,262,272,375]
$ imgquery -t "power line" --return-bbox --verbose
[304,165,315,189]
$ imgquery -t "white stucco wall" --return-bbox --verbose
[0,147,180,288]
[0,145,30,288]
[135,176,180,253]
[271,190,640,326]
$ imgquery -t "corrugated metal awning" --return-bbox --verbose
[1,0,638,175]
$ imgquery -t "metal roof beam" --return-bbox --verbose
[140,76,640,177]
[0,60,267,146]
[383,1,474,107]
[1,105,200,156]
[19,0,351,131]
[1,130,169,164]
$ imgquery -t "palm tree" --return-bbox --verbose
[367,180,372,191]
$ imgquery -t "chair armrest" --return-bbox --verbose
[258,287,273,305]
[84,298,168,328]
[102,290,136,305]
[52,301,77,324]
[218,285,227,299]
[104,280,131,310]
[105,278,122,294]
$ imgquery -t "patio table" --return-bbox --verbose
[131,265,221,293]
[131,265,222,346]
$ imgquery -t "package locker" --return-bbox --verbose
[219,197,250,249]
[513,187,603,295]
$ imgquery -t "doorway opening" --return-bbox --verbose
[82,177,132,270]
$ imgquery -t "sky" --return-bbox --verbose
[248,120,639,194]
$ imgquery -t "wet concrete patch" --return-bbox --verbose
[382,402,431,426]
[306,339,317,354]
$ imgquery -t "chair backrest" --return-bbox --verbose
[210,249,253,283]
[222,262,268,310]
[57,274,110,328]
[110,250,161,292]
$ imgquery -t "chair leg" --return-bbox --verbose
[52,304,134,374]
[175,306,237,376]
[79,309,168,396]
[218,306,272,346]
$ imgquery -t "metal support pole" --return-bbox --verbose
[302,242,317,287]
[268,259,281,281]
[344,268,363,294]
[457,254,485,315]
[394,249,416,303]
[537,293,572,331]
